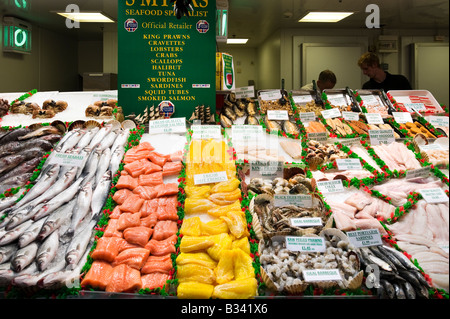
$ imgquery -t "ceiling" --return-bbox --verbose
[0,0,448,45]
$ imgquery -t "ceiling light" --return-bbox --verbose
[56,12,115,23]
[227,38,248,44]
[299,12,354,23]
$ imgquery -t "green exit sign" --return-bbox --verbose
[3,17,32,54]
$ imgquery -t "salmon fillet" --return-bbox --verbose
[116,175,139,191]
[123,226,154,247]
[162,161,183,177]
[91,236,123,263]
[105,264,143,293]
[141,254,173,275]
[81,260,113,290]
[145,234,178,256]
[109,206,122,219]
[140,214,158,228]
[156,204,179,221]
[168,150,183,162]
[140,199,159,218]
[138,172,164,187]
[153,221,179,241]
[117,212,142,231]
[124,159,148,178]
[133,186,158,200]
[113,248,150,270]
[103,219,123,238]
[155,183,179,197]
[113,189,134,205]
[143,161,163,174]
[148,152,169,167]
[124,142,155,164]
[118,239,141,253]
[141,273,171,291]
[119,194,145,213]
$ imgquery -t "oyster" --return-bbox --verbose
[219,113,233,128]
[223,107,237,122]
[245,116,259,125]
[233,104,246,118]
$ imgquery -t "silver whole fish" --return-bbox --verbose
[109,147,125,178]
[0,188,26,212]
[11,242,38,272]
[0,243,17,264]
[95,148,112,186]
[0,261,37,287]
[76,146,93,179]
[80,145,102,185]
[88,125,113,149]
[66,182,93,238]
[15,164,61,210]
[36,231,60,271]
[18,217,47,248]
[75,127,99,150]
[91,170,112,219]
[58,129,86,154]
[99,129,118,151]
[55,129,78,152]
[65,220,96,269]
[38,199,76,241]
[110,129,130,154]
[15,245,67,288]
[27,166,78,208]
[32,176,84,222]
[4,205,40,231]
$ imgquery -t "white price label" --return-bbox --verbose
[300,112,316,123]
[307,132,328,142]
[369,129,395,146]
[235,86,255,99]
[50,152,86,168]
[232,125,263,141]
[405,103,427,113]
[419,188,449,204]
[406,167,432,180]
[290,217,323,227]
[260,90,282,101]
[429,116,449,128]
[149,118,186,135]
[316,180,345,194]
[365,113,384,125]
[347,229,383,248]
[191,125,222,140]
[336,158,363,171]
[327,95,348,106]
[303,269,342,282]
[249,160,284,179]
[342,111,360,122]
[194,171,228,185]
[274,194,313,208]
[293,95,313,104]
[419,144,444,151]
[285,236,326,253]
[321,108,342,119]
[393,112,413,124]
[267,110,289,121]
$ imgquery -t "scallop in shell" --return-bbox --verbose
[84,120,102,130]
[107,119,122,130]
[68,120,85,131]
[121,119,137,130]
[51,120,67,134]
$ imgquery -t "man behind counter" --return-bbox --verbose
[358,52,412,91]
[302,70,337,92]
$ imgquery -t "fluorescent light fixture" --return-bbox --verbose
[227,38,248,44]
[56,12,114,23]
[299,12,354,23]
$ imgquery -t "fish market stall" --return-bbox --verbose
[0,85,448,301]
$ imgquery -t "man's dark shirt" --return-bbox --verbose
[362,72,413,91]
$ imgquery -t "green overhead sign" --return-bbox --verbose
[118,0,217,119]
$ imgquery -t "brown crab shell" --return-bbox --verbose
[85,105,101,117]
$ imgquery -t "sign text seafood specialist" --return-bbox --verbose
[125,0,209,17]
